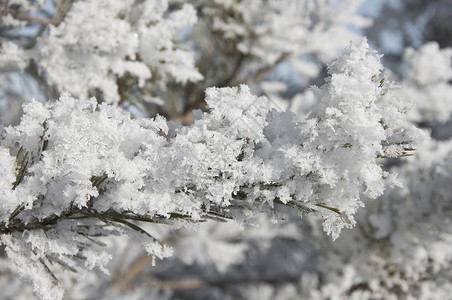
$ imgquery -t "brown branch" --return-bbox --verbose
[114,253,155,292]
[147,279,208,291]
[144,276,301,291]
[245,52,291,85]
[0,0,9,21]
[3,0,73,26]
[55,0,73,23]
[113,236,171,292]
[11,12,62,26]
[112,243,133,285]
[175,110,196,125]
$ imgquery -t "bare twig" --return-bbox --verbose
[55,0,73,22]
[114,253,155,292]
[112,243,133,287]
[175,110,195,125]
[144,276,301,291]
[11,12,61,26]
[147,279,208,291]
[0,0,9,21]
[3,0,72,26]
[245,52,291,85]
[113,236,172,292]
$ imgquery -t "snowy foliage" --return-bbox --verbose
[300,138,452,300]
[185,0,370,65]
[0,38,423,299]
[1,1,451,299]
[0,0,372,122]
[175,0,371,100]
[0,0,202,104]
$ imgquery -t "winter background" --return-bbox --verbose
[0,0,451,299]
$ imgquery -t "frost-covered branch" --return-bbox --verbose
[0,39,423,299]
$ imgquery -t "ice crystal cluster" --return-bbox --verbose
[0,39,422,299]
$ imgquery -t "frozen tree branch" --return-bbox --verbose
[3,1,449,299]
[0,38,424,299]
